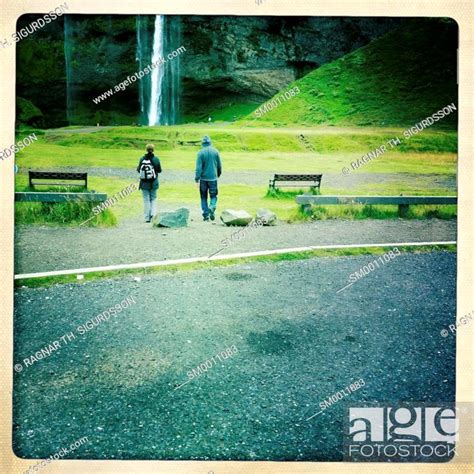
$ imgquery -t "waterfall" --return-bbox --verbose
[148,15,165,126]
[136,15,180,126]
[63,15,180,126]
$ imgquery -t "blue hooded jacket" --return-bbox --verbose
[195,136,222,182]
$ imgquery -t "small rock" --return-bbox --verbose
[153,208,190,228]
[220,209,252,226]
[256,208,277,226]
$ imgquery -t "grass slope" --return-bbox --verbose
[24,124,457,156]
[242,18,458,127]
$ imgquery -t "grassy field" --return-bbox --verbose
[17,124,457,171]
[14,123,457,225]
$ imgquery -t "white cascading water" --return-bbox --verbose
[148,15,165,126]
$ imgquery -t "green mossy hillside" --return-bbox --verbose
[243,19,458,128]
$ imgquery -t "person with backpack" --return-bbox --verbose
[195,135,222,221]
[137,144,162,223]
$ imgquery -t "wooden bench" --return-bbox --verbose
[15,192,107,203]
[269,174,322,192]
[29,171,88,189]
[296,195,457,217]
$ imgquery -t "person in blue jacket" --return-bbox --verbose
[194,136,222,221]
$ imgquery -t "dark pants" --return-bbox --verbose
[199,180,218,218]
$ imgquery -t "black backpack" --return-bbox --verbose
[139,156,156,181]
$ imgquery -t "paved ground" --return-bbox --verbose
[15,218,456,273]
[13,251,456,460]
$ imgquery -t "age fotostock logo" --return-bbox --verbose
[344,404,458,462]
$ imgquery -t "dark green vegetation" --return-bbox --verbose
[15,186,116,227]
[15,201,116,227]
[265,188,320,199]
[15,16,457,129]
[243,19,458,127]
[16,15,400,127]
[296,203,457,221]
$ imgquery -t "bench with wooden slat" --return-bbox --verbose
[269,174,322,191]
[29,171,88,189]
[296,194,457,217]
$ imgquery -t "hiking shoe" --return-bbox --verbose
[209,208,216,221]
[203,216,210,222]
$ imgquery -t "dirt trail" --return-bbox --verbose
[19,166,457,190]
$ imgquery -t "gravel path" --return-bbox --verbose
[45,126,115,134]
[20,166,457,190]
[15,217,456,274]
[13,251,456,460]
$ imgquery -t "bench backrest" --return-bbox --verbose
[274,174,322,181]
[29,171,87,180]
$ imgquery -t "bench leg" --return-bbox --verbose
[301,203,312,215]
[398,204,409,217]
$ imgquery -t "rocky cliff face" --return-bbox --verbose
[180,16,400,119]
[16,15,399,127]
[16,16,67,127]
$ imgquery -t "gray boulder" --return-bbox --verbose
[220,209,253,226]
[153,207,190,228]
[256,208,277,226]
